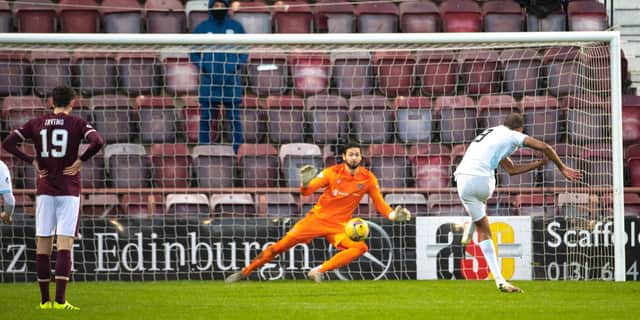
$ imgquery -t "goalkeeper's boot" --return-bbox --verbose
[53,301,80,311]
[460,221,475,246]
[225,271,246,283]
[37,301,53,310]
[307,269,323,283]
[498,282,523,293]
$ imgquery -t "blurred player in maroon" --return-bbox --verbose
[2,86,104,311]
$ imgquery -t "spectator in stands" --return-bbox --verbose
[0,159,15,224]
[225,142,412,283]
[2,86,105,310]
[455,113,581,293]
[190,0,247,153]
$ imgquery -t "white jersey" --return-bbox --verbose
[454,125,527,177]
[0,160,12,194]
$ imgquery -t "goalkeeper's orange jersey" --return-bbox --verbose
[300,164,393,223]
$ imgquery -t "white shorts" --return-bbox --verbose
[455,174,495,222]
[35,195,80,237]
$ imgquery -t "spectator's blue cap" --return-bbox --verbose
[209,0,230,8]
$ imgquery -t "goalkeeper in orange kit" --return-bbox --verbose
[225,142,411,283]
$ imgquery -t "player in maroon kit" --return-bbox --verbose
[2,86,104,311]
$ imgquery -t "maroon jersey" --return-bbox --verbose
[15,113,97,196]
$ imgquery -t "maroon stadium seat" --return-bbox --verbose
[262,95,305,144]
[289,52,330,96]
[257,193,298,217]
[181,96,216,144]
[145,0,186,33]
[1,96,47,132]
[30,52,72,97]
[150,144,191,188]
[305,94,349,144]
[602,193,640,216]
[440,0,481,33]
[90,95,136,143]
[622,96,640,145]
[161,49,199,96]
[237,95,266,144]
[210,193,256,218]
[192,145,235,188]
[629,144,640,187]
[367,144,410,188]
[79,143,105,188]
[394,96,433,144]
[354,2,398,33]
[166,194,210,216]
[409,144,451,189]
[273,1,313,33]
[373,51,415,97]
[72,52,118,96]
[314,0,354,33]
[100,0,143,33]
[186,0,207,32]
[119,194,163,218]
[542,143,582,188]
[567,0,607,31]
[279,143,322,187]
[450,143,468,176]
[398,0,439,33]
[105,143,151,188]
[482,0,523,32]
[71,97,93,124]
[322,144,340,167]
[0,52,29,96]
[349,95,394,144]
[512,193,554,216]
[436,96,477,144]
[0,144,35,189]
[331,51,373,97]
[415,52,458,96]
[543,47,580,97]
[427,192,466,216]
[499,48,542,96]
[527,5,565,31]
[385,193,428,216]
[237,144,279,187]
[496,148,538,187]
[582,144,613,187]
[477,95,521,130]
[81,194,118,217]
[232,1,271,34]
[458,50,501,95]
[246,51,288,96]
[115,53,162,96]
[14,0,56,33]
[58,0,99,33]
[521,95,560,143]
[561,95,610,145]
[556,192,593,218]
[0,1,11,33]
[135,96,178,144]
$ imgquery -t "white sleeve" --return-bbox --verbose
[0,163,12,194]
[512,131,527,148]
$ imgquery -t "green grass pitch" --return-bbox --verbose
[1,280,639,320]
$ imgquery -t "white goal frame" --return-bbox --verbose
[0,31,625,282]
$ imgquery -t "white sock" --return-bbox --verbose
[478,239,505,284]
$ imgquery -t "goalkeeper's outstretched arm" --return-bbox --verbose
[299,166,329,196]
[367,175,411,222]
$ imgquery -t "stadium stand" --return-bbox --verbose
[0,52,29,96]
[166,193,210,216]
[354,1,398,33]
[79,143,106,188]
[367,144,411,188]
[72,52,118,96]
[262,95,305,144]
[279,143,323,187]
[331,51,373,97]
[238,95,266,143]
[313,0,354,33]
[90,94,135,143]
[145,0,186,34]
[192,144,235,188]
[458,49,501,95]
[150,143,191,188]
[440,0,481,33]
[104,143,152,188]
[410,143,451,189]
[436,95,477,145]
[14,0,56,33]
[58,0,100,33]
[499,48,542,96]
[210,193,256,217]
[349,95,394,144]
[373,51,415,97]
[237,144,279,187]
[136,96,178,144]
[305,94,349,144]
[257,193,298,217]
[398,0,440,33]
[232,1,271,34]
[273,1,313,33]
[246,51,288,96]
[30,52,73,97]
[477,95,521,130]
[415,52,458,96]
[521,95,560,143]
[384,193,428,216]
[160,48,199,96]
[481,0,524,32]
[394,96,433,144]
[100,0,143,33]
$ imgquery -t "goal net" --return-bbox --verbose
[0,32,626,282]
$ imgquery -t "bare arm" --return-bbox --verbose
[522,136,582,181]
[499,156,547,176]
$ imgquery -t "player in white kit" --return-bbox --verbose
[454,113,581,293]
[0,160,15,224]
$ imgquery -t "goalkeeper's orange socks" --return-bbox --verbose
[54,250,71,304]
[318,242,368,272]
[242,244,279,277]
[36,254,51,304]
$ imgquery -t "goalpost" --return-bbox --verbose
[0,32,626,282]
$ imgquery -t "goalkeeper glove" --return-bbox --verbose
[389,206,411,222]
[298,164,318,187]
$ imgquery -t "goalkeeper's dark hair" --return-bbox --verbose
[504,113,525,130]
[51,86,76,108]
[341,141,361,154]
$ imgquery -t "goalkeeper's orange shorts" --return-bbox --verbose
[280,214,354,250]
